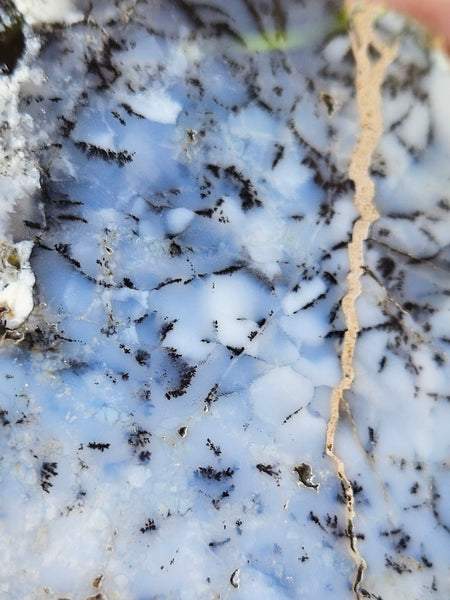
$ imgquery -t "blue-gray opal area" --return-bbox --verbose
[0,1,449,599]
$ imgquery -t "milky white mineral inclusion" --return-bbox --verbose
[0,240,35,329]
[13,0,78,25]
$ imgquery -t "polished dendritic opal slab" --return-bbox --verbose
[0,1,449,599]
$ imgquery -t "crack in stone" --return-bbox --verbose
[325,2,398,597]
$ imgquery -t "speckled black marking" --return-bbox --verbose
[195,207,214,218]
[431,479,450,534]
[206,439,221,456]
[378,355,386,372]
[208,537,230,548]
[120,102,145,119]
[309,511,326,531]
[140,518,157,533]
[204,384,219,407]
[224,165,262,211]
[282,406,303,424]
[161,319,177,341]
[40,461,58,493]
[272,143,284,169]
[123,277,136,289]
[256,463,281,479]
[128,428,151,463]
[111,110,126,125]
[421,555,433,568]
[166,365,197,398]
[196,466,234,481]
[135,349,150,366]
[75,140,134,166]
[59,116,76,137]
[360,590,383,600]
[289,119,354,198]
[87,442,111,452]
[226,345,244,357]
[213,264,244,276]
[154,278,183,291]
[438,198,449,211]
[0,408,10,427]
[212,488,233,509]
[57,213,88,223]
[385,555,412,574]
[377,256,395,278]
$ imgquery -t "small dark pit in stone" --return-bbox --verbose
[169,241,182,256]
[230,568,240,589]
[294,463,318,490]
[320,92,336,116]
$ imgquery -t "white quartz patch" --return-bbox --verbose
[0,240,35,329]
[166,208,195,235]
[0,64,41,237]
[14,0,81,25]
[121,90,182,124]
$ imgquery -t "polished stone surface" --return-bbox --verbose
[0,1,449,599]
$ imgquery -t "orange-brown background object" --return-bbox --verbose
[367,0,450,50]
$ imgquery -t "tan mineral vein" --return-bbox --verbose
[325,2,397,597]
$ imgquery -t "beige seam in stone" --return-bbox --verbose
[325,2,397,598]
